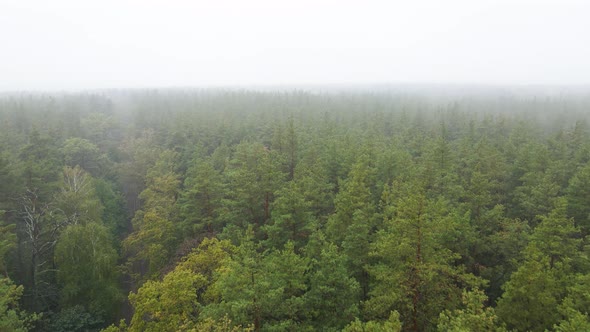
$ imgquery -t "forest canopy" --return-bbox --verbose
[0,87,590,331]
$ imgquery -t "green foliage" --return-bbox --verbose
[55,223,121,318]
[129,269,206,331]
[263,178,317,250]
[343,311,402,332]
[127,238,236,331]
[530,198,582,266]
[100,320,128,332]
[496,199,585,332]
[140,150,181,214]
[420,130,462,199]
[224,141,286,231]
[367,184,481,331]
[496,248,564,332]
[0,151,18,210]
[93,178,128,238]
[103,316,254,332]
[192,316,254,332]
[554,311,590,332]
[437,289,505,332]
[326,157,376,247]
[560,274,590,320]
[117,129,162,213]
[326,157,378,298]
[304,238,360,331]
[0,210,16,274]
[512,171,560,224]
[292,145,335,216]
[123,150,180,280]
[179,157,228,236]
[478,214,530,301]
[124,210,176,280]
[206,236,309,331]
[554,297,590,332]
[19,129,61,199]
[0,277,40,331]
[80,112,120,151]
[567,163,590,233]
[61,137,110,177]
[47,305,105,332]
[54,165,104,226]
[4,90,590,331]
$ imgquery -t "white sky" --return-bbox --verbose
[0,0,589,91]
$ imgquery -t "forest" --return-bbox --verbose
[0,87,590,331]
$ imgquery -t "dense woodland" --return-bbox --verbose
[1,88,590,331]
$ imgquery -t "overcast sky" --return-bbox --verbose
[0,0,589,91]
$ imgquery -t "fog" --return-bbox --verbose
[1,0,589,91]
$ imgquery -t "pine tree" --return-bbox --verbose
[496,199,584,331]
[367,183,480,331]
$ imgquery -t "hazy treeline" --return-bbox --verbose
[1,88,590,331]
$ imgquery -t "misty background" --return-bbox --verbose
[1,0,589,91]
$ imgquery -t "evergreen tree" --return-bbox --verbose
[206,235,309,331]
[437,289,506,332]
[496,199,585,331]
[0,277,39,331]
[566,163,590,234]
[304,238,360,331]
[179,157,227,236]
[224,142,286,235]
[326,157,378,299]
[123,150,180,281]
[367,183,480,331]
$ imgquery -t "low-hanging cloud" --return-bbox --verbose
[0,0,588,91]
